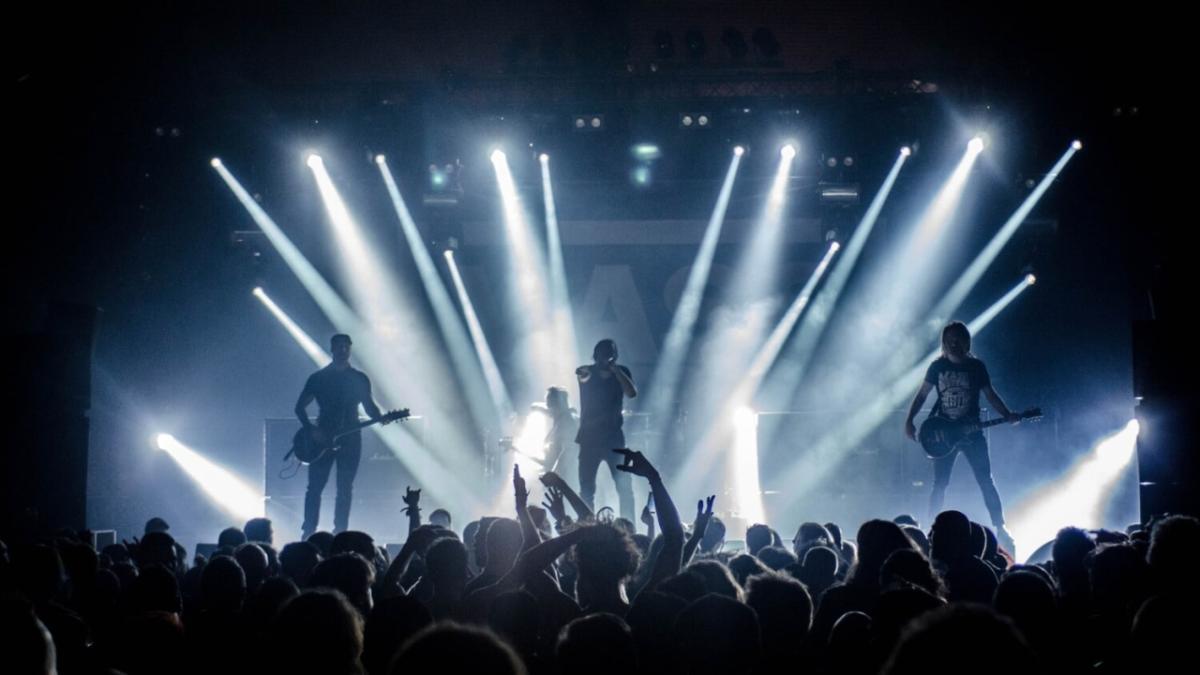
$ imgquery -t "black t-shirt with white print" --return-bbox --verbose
[923,356,990,421]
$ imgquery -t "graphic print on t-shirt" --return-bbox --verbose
[937,370,973,420]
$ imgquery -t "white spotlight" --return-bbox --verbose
[210,157,222,168]
[968,137,985,153]
[539,153,550,162]
[306,154,323,168]
[490,149,506,163]
[734,145,745,156]
[252,286,264,297]
[1026,273,1037,285]
[155,433,175,451]
[375,154,386,164]
[781,144,797,159]
[1072,140,1083,150]
[831,241,842,252]
[443,249,454,260]
[900,146,912,157]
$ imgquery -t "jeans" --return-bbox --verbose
[928,432,1006,527]
[302,432,362,536]
[578,442,635,521]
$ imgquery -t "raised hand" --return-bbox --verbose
[402,485,421,514]
[513,464,529,506]
[694,495,716,530]
[640,491,655,528]
[542,485,567,523]
[613,448,659,479]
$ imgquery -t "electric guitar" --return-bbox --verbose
[919,408,1042,459]
[288,409,410,465]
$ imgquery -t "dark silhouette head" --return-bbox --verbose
[363,595,433,675]
[883,604,1034,674]
[218,526,247,550]
[686,560,742,600]
[930,510,972,563]
[755,546,798,571]
[429,509,452,529]
[674,594,762,675]
[144,517,170,535]
[129,564,182,614]
[271,589,364,674]
[1148,515,1200,594]
[483,518,523,574]
[312,552,376,616]
[847,519,917,587]
[307,530,335,557]
[200,555,245,613]
[880,548,944,597]
[574,523,639,607]
[243,517,273,546]
[280,540,322,587]
[745,572,812,663]
[727,553,769,587]
[746,524,773,556]
[234,542,269,592]
[558,613,637,675]
[331,333,353,364]
[593,339,618,363]
[390,623,526,675]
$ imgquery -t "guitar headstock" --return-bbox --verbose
[1021,408,1043,422]
[383,408,411,423]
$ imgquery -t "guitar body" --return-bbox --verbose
[287,408,411,466]
[290,427,335,465]
[919,407,1042,460]
[918,416,974,459]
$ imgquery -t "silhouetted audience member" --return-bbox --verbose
[271,589,365,675]
[883,604,1035,674]
[389,622,526,675]
[557,612,637,675]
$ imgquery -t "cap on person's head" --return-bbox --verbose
[145,517,170,534]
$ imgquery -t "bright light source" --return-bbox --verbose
[539,153,550,162]
[155,433,264,521]
[1072,139,1083,150]
[632,165,652,186]
[306,154,323,168]
[443,249,454,260]
[1009,419,1140,559]
[252,286,264,297]
[1026,273,1037,285]
[490,149,506,163]
[968,137,985,153]
[732,407,765,523]
[781,144,797,159]
[831,241,842,252]
[733,145,745,156]
[682,115,694,127]
[697,114,709,126]
[900,146,912,157]
[210,157,222,168]
[633,144,662,160]
[375,154,386,164]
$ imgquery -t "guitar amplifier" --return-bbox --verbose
[263,417,427,540]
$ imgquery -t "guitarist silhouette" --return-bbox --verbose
[295,334,392,538]
[904,321,1021,554]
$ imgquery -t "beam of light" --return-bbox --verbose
[539,153,581,390]
[492,150,557,398]
[860,144,1078,407]
[156,433,264,522]
[907,138,984,255]
[211,159,360,332]
[761,148,910,405]
[214,159,481,513]
[253,287,330,366]
[643,149,744,439]
[308,157,484,471]
[1007,420,1139,560]
[732,407,765,524]
[679,241,842,489]
[673,147,797,488]
[771,276,1035,518]
[930,141,1081,325]
[727,144,797,303]
[486,407,552,515]
[377,156,508,431]
[445,250,516,422]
